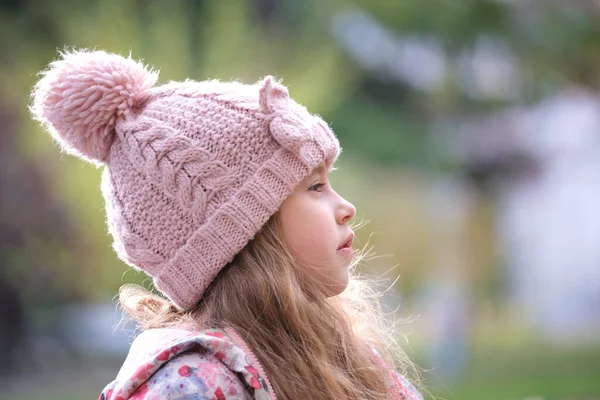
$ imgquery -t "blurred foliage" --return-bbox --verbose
[1,0,600,397]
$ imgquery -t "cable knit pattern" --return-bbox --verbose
[31,50,340,309]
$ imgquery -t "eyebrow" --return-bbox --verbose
[311,165,326,176]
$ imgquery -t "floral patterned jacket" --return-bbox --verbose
[99,328,422,400]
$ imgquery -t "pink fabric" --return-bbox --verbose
[372,349,423,400]
[31,49,340,309]
[99,328,274,400]
[99,328,422,400]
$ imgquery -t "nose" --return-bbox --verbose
[336,194,356,225]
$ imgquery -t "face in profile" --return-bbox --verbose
[278,164,356,297]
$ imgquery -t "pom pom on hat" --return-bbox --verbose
[31,49,158,164]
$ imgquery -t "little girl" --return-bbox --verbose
[31,50,423,400]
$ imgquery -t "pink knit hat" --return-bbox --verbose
[31,49,340,310]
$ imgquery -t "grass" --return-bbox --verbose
[425,344,600,400]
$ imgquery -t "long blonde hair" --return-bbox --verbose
[120,214,420,399]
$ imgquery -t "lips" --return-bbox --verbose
[337,232,355,250]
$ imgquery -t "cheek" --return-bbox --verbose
[280,205,333,261]
[284,214,321,252]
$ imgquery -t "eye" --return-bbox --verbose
[309,183,326,192]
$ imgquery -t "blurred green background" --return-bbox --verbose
[1,0,600,399]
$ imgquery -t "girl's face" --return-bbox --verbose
[278,164,356,296]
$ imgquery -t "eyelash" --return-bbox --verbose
[309,183,326,192]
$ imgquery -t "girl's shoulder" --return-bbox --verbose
[371,347,423,400]
[99,328,274,400]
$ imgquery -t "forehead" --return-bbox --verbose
[310,161,334,175]
[310,165,327,176]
